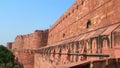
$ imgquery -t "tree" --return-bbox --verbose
[0,45,15,68]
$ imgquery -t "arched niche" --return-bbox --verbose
[79,40,84,53]
[75,41,79,62]
[113,32,120,47]
[66,48,71,62]
[91,38,98,54]
[101,36,110,49]
[85,40,91,54]
[75,41,80,52]
[59,47,62,57]
[101,35,110,53]
[52,49,56,59]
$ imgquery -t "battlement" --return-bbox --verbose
[48,0,120,45]
[10,29,48,50]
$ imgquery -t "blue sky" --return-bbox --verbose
[0,0,75,45]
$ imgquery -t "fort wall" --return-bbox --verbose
[48,0,120,45]
[6,0,120,68]
[17,49,35,68]
[11,30,48,50]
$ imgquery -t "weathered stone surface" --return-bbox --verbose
[7,30,48,68]
[11,29,48,50]
[6,0,120,68]
[48,0,120,45]
[18,49,35,68]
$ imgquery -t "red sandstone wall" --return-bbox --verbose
[18,50,35,68]
[9,30,48,68]
[12,42,16,50]
[6,0,120,68]
[48,0,120,45]
[10,35,24,50]
[34,54,54,68]
[11,30,48,50]
[30,30,48,49]
[15,35,24,50]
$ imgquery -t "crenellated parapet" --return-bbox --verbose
[7,29,48,68]
[10,29,48,51]
[48,0,120,45]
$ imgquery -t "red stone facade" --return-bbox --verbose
[11,30,48,50]
[48,0,120,45]
[17,49,35,68]
[7,30,48,68]
[7,0,120,68]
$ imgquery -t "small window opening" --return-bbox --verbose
[86,20,91,28]
[63,33,65,38]
[81,1,84,5]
